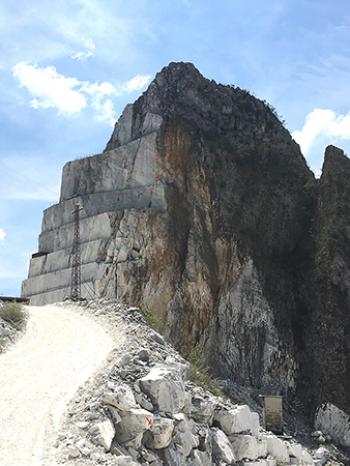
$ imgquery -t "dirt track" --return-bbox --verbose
[0,304,113,466]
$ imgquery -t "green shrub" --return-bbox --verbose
[140,306,161,332]
[0,302,26,329]
[188,343,222,396]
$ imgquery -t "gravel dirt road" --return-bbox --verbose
[0,304,114,466]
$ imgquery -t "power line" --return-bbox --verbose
[84,281,96,298]
[82,282,95,300]
[0,159,60,200]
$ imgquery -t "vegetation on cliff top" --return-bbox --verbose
[188,343,222,396]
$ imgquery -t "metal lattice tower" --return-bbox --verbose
[70,203,83,301]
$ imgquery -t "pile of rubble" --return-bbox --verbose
[55,300,339,465]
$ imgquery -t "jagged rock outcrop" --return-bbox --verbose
[296,145,350,431]
[22,63,350,432]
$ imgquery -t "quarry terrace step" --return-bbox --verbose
[60,129,161,201]
[22,281,96,305]
[41,183,166,235]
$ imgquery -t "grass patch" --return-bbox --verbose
[0,302,26,330]
[140,306,161,332]
[188,343,222,396]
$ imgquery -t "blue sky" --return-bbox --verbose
[1,0,350,296]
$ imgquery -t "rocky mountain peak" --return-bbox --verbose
[322,144,350,180]
[153,61,205,86]
[105,61,292,152]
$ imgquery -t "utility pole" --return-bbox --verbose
[70,202,83,301]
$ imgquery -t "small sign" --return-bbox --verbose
[262,395,283,434]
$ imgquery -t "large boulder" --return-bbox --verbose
[172,414,199,458]
[211,428,236,464]
[189,427,212,466]
[287,442,314,465]
[315,402,350,447]
[144,416,174,449]
[139,365,186,414]
[161,446,184,466]
[115,408,154,448]
[230,434,267,461]
[214,405,260,437]
[190,449,212,466]
[190,393,215,424]
[115,456,140,466]
[89,418,115,452]
[262,433,289,462]
[314,447,330,466]
[101,383,137,411]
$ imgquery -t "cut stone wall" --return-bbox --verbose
[22,131,164,305]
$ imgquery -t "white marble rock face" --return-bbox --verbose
[22,110,166,304]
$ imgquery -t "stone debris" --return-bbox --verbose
[54,300,331,465]
[89,418,115,452]
[214,404,260,437]
[190,394,215,424]
[172,413,199,457]
[115,456,141,466]
[144,416,174,449]
[139,365,186,414]
[115,408,154,448]
[101,383,137,411]
[211,427,236,464]
[66,445,81,459]
[314,447,330,466]
[262,433,290,463]
[230,434,267,461]
[287,442,314,465]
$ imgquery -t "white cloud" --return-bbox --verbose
[293,108,350,155]
[126,74,151,92]
[81,81,116,126]
[0,228,6,241]
[93,99,115,126]
[13,62,87,114]
[12,62,116,125]
[12,62,151,127]
[71,38,96,61]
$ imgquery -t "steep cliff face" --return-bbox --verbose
[22,63,350,424]
[104,62,313,396]
[297,146,350,415]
